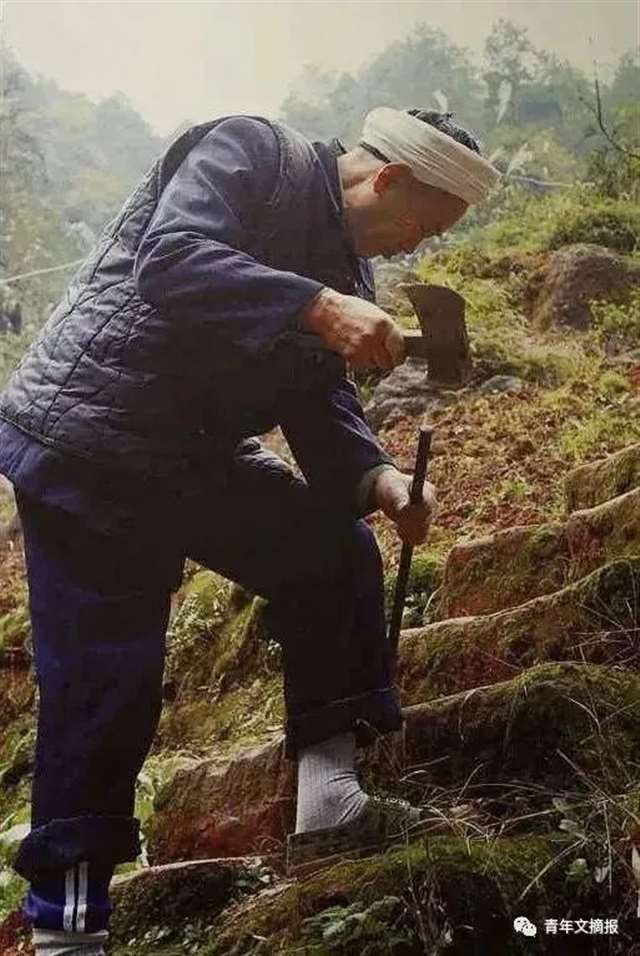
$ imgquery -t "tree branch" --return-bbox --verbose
[579,62,640,161]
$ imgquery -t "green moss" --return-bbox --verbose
[397,661,640,795]
[155,673,284,759]
[109,860,242,945]
[597,370,631,397]
[565,443,640,512]
[211,597,273,685]
[164,571,233,685]
[468,188,640,255]
[194,828,634,955]
[154,565,286,761]
[555,407,640,462]
[437,523,570,618]
[400,561,640,704]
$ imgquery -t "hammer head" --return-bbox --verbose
[400,283,471,388]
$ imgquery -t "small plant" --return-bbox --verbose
[495,476,531,502]
[591,289,640,351]
[0,813,30,923]
[300,896,413,953]
[597,371,630,398]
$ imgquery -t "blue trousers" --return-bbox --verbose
[12,446,402,909]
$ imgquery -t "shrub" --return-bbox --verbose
[468,187,640,255]
[591,289,640,350]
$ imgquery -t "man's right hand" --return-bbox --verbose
[300,288,405,370]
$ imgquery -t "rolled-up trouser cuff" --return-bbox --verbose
[284,687,403,760]
[13,815,141,882]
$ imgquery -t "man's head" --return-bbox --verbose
[338,107,499,258]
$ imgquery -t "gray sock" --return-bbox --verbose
[295,730,369,832]
[32,928,109,955]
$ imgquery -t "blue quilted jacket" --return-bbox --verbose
[0,116,394,516]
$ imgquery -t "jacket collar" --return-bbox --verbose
[312,137,374,301]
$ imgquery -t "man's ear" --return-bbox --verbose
[372,162,413,196]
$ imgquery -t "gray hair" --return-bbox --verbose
[406,109,481,155]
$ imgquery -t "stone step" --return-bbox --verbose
[147,737,294,866]
[132,661,640,952]
[203,828,638,955]
[109,856,283,947]
[147,658,640,866]
[399,558,640,704]
[437,486,640,618]
[387,660,640,793]
[565,442,640,513]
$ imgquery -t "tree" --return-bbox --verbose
[607,52,640,112]
[483,19,548,127]
[280,25,485,145]
[0,47,164,328]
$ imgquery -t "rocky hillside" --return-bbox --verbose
[1,189,639,954]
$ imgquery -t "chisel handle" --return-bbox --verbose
[388,426,433,663]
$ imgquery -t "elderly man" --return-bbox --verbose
[0,106,498,955]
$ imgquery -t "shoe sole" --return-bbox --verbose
[286,816,439,880]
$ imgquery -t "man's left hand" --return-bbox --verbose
[374,468,436,546]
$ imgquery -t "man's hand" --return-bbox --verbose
[301,287,405,370]
[374,468,436,546]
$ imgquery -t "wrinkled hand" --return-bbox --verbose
[374,468,436,546]
[301,287,405,370]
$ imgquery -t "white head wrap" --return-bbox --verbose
[361,107,501,205]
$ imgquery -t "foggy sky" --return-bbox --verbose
[2,0,638,136]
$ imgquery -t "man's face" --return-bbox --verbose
[348,163,469,259]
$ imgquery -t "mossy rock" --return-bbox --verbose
[437,522,570,618]
[165,569,279,698]
[146,735,293,866]
[183,831,638,955]
[393,661,640,794]
[566,486,640,579]
[108,857,274,949]
[155,672,284,758]
[157,574,283,757]
[565,443,640,512]
[437,486,640,619]
[210,595,274,688]
[398,559,640,703]
[528,244,640,331]
[164,571,233,686]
